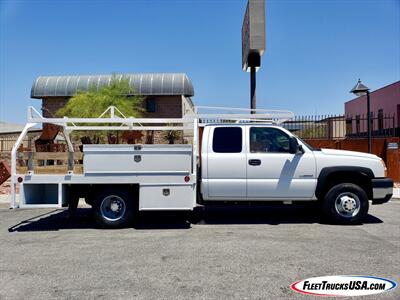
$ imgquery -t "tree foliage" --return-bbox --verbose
[163,124,182,144]
[56,76,144,144]
[57,76,144,118]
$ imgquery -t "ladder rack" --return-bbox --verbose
[194,106,294,126]
[26,105,294,129]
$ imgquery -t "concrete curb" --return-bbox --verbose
[393,188,400,199]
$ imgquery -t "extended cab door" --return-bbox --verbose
[205,126,247,199]
[246,126,317,200]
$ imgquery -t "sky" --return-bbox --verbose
[0,0,399,123]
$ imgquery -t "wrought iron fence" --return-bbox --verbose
[0,136,34,152]
[282,114,397,140]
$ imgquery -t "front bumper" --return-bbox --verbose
[372,177,393,204]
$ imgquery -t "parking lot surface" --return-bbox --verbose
[0,201,399,299]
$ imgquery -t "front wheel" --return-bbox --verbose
[93,188,135,228]
[322,183,369,225]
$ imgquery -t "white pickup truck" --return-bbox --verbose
[10,106,393,228]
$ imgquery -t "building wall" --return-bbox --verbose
[143,95,183,118]
[345,81,400,133]
[42,98,69,117]
[42,95,188,118]
[327,118,346,139]
[182,96,195,116]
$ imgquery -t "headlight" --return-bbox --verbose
[380,159,387,177]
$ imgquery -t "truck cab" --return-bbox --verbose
[201,124,317,201]
[201,124,393,224]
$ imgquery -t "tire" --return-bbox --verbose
[93,188,135,228]
[67,195,80,218]
[322,183,369,225]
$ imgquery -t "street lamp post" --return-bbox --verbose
[350,79,372,153]
[366,90,371,153]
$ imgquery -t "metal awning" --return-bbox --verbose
[31,73,194,98]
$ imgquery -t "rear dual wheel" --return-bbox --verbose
[93,188,135,228]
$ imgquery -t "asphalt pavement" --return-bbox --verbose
[0,201,399,299]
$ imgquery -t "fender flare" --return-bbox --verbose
[315,166,374,199]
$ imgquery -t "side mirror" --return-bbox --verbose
[289,137,303,154]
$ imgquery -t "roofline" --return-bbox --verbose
[345,80,400,104]
[33,94,192,100]
[31,73,195,99]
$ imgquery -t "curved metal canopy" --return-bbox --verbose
[31,73,194,98]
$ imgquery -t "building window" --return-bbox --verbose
[397,105,400,129]
[356,115,360,134]
[378,109,384,132]
[146,99,156,113]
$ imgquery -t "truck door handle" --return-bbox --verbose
[248,159,261,166]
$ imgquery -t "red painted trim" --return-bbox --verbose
[290,281,341,297]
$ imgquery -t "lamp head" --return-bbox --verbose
[350,79,369,96]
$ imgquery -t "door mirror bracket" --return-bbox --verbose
[297,144,304,154]
[289,137,304,154]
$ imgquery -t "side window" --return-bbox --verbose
[250,127,290,153]
[212,127,242,153]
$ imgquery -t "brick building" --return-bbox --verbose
[345,81,400,137]
[31,73,195,143]
[31,73,194,118]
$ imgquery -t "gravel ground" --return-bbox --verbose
[0,202,399,300]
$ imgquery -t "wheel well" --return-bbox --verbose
[66,184,139,206]
[317,171,373,200]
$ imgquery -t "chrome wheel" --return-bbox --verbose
[334,192,360,218]
[100,195,126,222]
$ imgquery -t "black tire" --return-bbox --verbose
[322,183,369,225]
[93,188,135,228]
[67,195,80,218]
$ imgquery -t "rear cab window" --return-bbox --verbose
[212,127,243,153]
